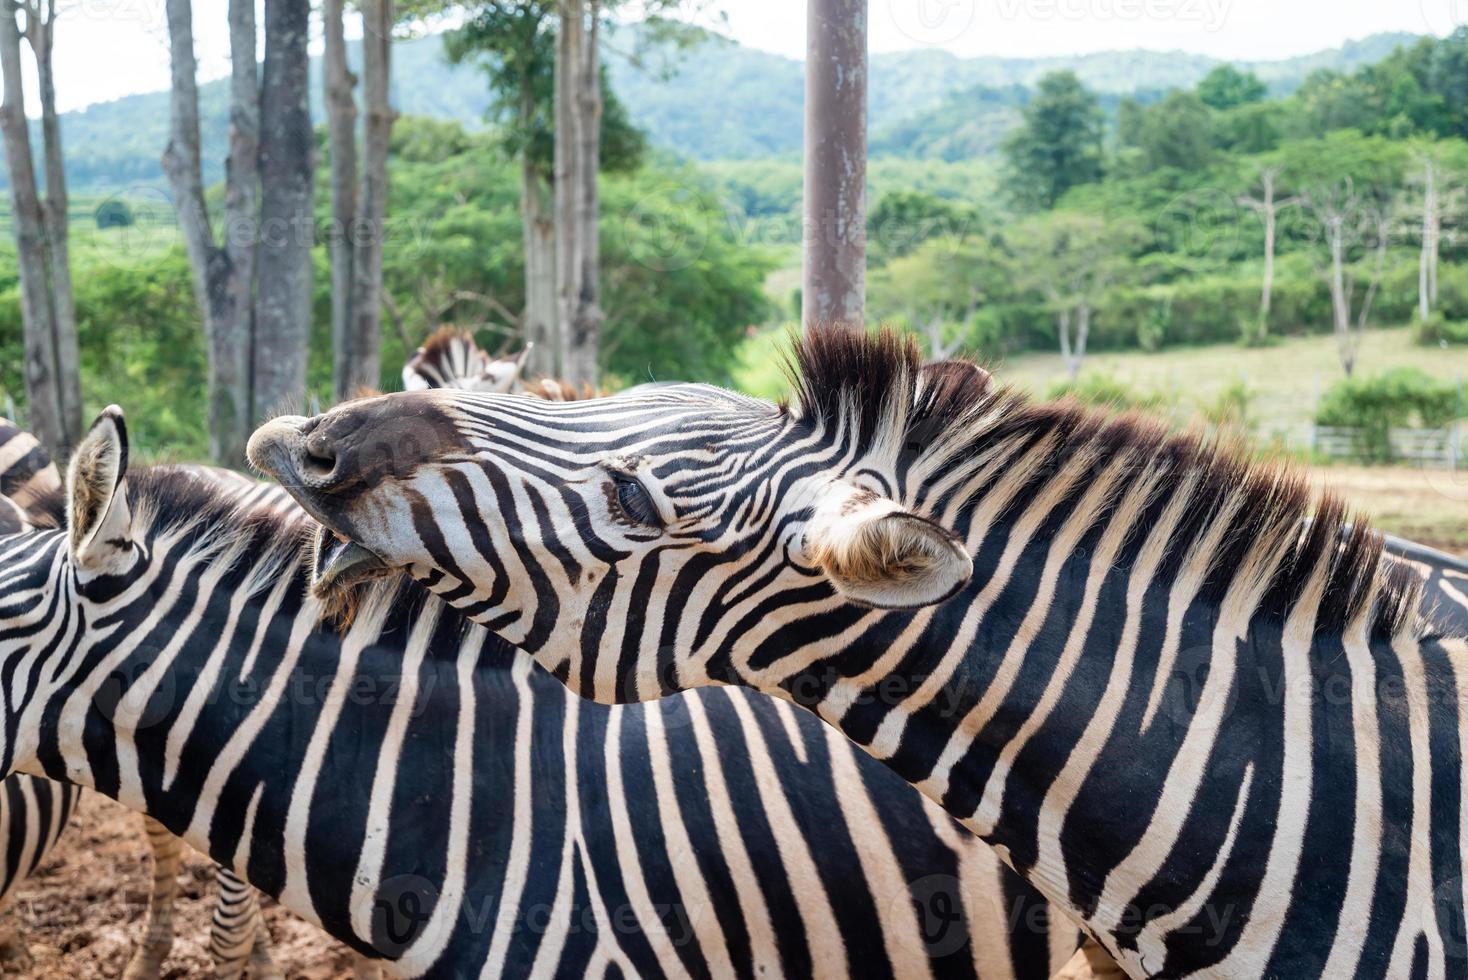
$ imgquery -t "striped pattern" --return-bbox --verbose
[253,329,1468,978]
[0,434,1084,978]
[402,327,528,394]
[1385,533,1468,637]
[0,418,59,514]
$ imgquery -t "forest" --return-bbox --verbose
[1,15,1466,461]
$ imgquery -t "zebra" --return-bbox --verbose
[1380,533,1468,636]
[0,417,299,979]
[402,327,531,394]
[0,405,1091,979]
[251,327,1468,978]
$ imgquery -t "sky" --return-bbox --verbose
[9,0,1465,115]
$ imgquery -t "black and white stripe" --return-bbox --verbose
[255,329,1468,978]
[0,407,1085,978]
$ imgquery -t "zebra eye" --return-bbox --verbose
[612,473,662,528]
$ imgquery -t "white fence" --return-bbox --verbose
[1312,425,1465,468]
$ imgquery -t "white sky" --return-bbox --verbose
[9,0,1466,115]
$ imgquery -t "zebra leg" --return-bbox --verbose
[1050,938,1127,980]
[210,867,286,980]
[121,816,182,980]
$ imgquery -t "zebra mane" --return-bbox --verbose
[786,327,1425,641]
[120,467,443,631]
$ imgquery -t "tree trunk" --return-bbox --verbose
[554,0,580,377]
[563,0,602,386]
[1327,216,1354,376]
[163,0,257,466]
[349,0,393,397]
[1420,158,1436,323]
[323,0,358,401]
[1259,171,1276,328]
[554,0,602,386]
[26,0,81,450]
[254,0,314,422]
[1074,302,1091,374]
[1058,307,1080,379]
[0,5,66,458]
[521,158,557,376]
[802,0,867,331]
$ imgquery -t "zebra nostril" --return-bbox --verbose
[302,433,338,480]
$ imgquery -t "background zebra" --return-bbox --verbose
[254,328,1468,978]
[0,407,1087,978]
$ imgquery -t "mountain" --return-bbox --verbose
[6,29,1421,191]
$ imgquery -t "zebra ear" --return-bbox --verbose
[402,349,431,392]
[802,481,972,610]
[66,406,135,574]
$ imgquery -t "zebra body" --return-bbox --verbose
[253,330,1468,978]
[0,409,1085,979]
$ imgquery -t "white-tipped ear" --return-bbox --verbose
[802,481,972,610]
[67,406,135,574]
[402,349,430,392]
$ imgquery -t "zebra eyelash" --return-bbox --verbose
[605,469,665,530]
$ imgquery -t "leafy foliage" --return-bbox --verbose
[1316,367,1462,462]
[1002,71,1105,210]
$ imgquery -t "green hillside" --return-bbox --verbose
[4,29,1421,191]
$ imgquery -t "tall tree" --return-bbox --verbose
[322,0,397,400]
[445,0,659,379]
[322,0,359,397]
[554,0,605,384]
[446,1,558,374]
[1237,164,1296,343]
[1132,91,1215,173]
[163,0,259,466]
[19,0,80,451]
[802,0,867,330]
[1416,152,1440,323]
[1300,179,1394,377]
[1008,212,1140,378]
[1002,71,1103,211]
[0,0,73,458]
[353,0,395,396]
[1197,64,1268,110]
[254,0,314,419]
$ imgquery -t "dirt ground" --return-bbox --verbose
[3,793,360,979]
[1306,465,1468,558]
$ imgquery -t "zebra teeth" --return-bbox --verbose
[311,525,389,598]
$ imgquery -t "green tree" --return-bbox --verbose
[1197,65,1267,110]
[866,190,971,260]
[1006,212,1144,376]
[1001,71,1104,211]
[1133,91,1216,173]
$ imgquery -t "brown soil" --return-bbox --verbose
[3,793,359,978]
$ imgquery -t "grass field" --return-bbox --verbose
[997,327,1468,443]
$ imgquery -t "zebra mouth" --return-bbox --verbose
[310,523,390,599]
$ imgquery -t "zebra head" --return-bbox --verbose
[0,407,149,775]
[402,327,531,394]
[250,330,981,703]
